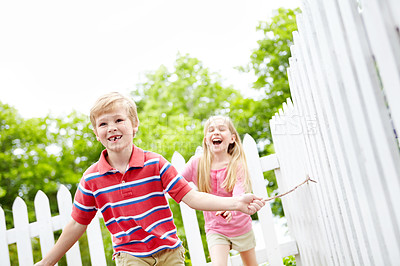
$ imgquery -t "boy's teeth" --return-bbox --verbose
[109,136,121,141]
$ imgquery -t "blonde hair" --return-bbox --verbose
[197,116,251,193]
[90,92,139,131]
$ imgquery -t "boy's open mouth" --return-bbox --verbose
[108,135,122,141]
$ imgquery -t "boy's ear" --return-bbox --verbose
[132,121,139,137]
[93,129,100,142]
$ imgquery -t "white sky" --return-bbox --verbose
[0,0,300,118]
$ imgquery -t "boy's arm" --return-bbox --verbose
[181,190,264,215]
[35,219,88,266]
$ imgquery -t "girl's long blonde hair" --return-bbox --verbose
[197,116,251,193]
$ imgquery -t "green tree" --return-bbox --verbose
[232,7,300,217]
[132,53,241,162]
[0,103,105,264]
[234,7,299,154]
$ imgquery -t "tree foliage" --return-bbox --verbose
[235,7,300,152]
[0,103,102,227]
[132,54,241,161]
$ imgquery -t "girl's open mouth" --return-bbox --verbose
[212,139,222,145]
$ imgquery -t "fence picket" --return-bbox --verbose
[243,134,283,266]
[0,207,11,266]
[34,190,56,264]
[86,212,107,266]
[57,185,82,265]
[171,152,207,266]
[386,0,400,28]
[13,197,34,265]
[361,0,400,136]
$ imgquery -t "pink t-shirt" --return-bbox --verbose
[180,156,252,237]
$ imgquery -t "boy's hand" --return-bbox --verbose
[216,211,232,222]
[238,193,265,215]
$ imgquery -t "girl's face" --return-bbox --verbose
[204,118,236,154]
[93,108,138,153]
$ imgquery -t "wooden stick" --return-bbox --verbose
[263,175,317,202]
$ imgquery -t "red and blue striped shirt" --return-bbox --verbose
[71,145,192,257]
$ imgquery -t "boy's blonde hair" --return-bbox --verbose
[197,116,251,193]
[90,92,139,131]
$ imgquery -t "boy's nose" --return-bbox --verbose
[108,124,117,132]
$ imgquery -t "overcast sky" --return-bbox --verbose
[0,0,300,118]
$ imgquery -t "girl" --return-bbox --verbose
[181,116,258,266]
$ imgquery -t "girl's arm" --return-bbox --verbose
[181,189,264,215]
[35,219,88,266]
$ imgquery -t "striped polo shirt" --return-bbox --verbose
[71,145,193,257]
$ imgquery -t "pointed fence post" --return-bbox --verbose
[0,207,11,266]
[57,185,82,265]
[243,134,283,266]
[86,212,107,266]
[171,151,207,266]
[13,197,34,266]
[34,190,56,261]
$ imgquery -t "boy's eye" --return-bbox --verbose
[116,119,124,123]
[99,122,106,127]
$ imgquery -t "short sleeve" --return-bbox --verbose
[159,155,192,203]
[180,156,200,185]
[71,178,98,225]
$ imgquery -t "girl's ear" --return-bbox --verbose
[230,133,236,143]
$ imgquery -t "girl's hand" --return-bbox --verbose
[216,211,232,222]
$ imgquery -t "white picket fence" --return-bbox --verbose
[0,134,299,266]
[272,0,400,265]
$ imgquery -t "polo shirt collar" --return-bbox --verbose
[97,144,145,175]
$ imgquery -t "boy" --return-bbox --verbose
[35,92,264,265]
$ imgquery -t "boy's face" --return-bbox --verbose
[204,118,235,154]
[93,108,138,153]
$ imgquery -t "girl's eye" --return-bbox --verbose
[116,119,123,123]
[99,122,106,127]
